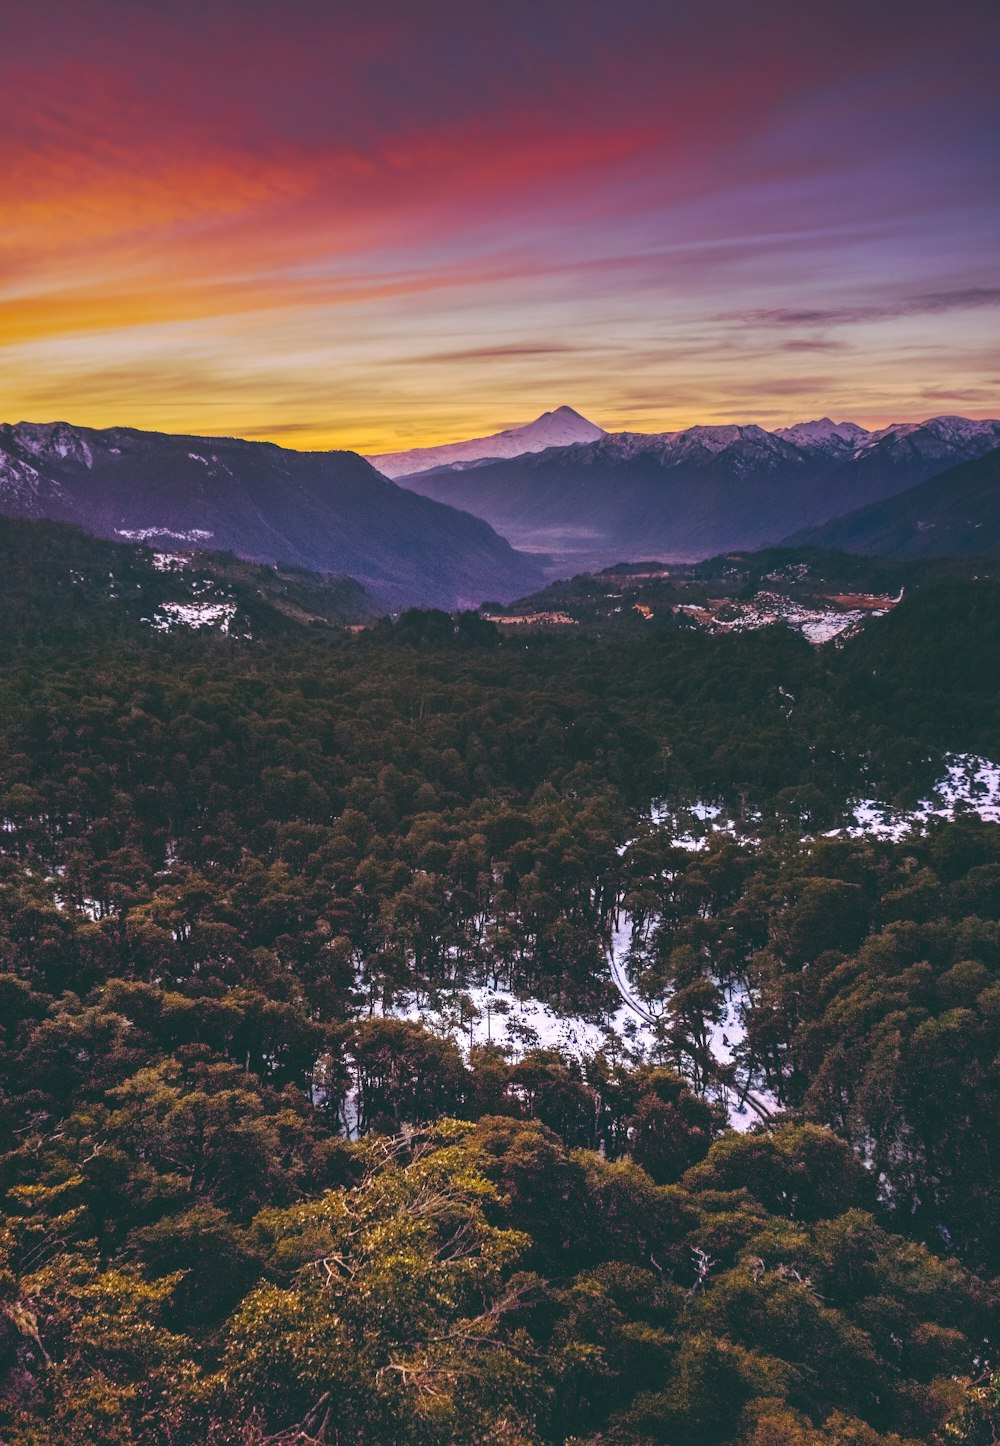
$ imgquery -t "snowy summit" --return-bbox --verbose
[366,405,606,478]
[775,418,871,450]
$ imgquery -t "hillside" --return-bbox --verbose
[398,417,1000,572]
[0,421,544,610]
[0,516,375,644]
[487,546,988,644]
[786,445,1000,558]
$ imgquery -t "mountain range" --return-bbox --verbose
[3,408,998,610]
[386,409,1000,570]
[788,446,1000,558]
[0,421,544,610]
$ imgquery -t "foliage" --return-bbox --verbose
[0,517,997,1441]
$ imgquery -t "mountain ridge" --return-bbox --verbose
[393,412,1000,570]
[0,420,545,610]
[784,445,1000,558]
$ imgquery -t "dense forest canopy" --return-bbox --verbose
[0,518,997,1444]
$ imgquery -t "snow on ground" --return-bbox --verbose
[932,754,1000,821]
[648,799,751,851]
[350,759,1000,1133]
[827,753,1000,839]
[799,611,868,643]
[117,527,213,543]
[676,592,883,645]
[649,757,1000,849]
[144,601,238,633]
[151,552,189,572]
[360,973,659,1063]
[357,906,773,1131]
[607,911,776,1131]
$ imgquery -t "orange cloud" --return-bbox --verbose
[1,0,996,449]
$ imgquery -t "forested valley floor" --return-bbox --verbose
[0,521,998,1445]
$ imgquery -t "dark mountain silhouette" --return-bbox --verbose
[394,415,1000,568]
[0,421,543,610]
[786,446,1000,558]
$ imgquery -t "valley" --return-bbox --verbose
[0,421,544,611]
[389,409,1000,574]
[4,409,999,619]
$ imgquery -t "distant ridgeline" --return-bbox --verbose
[3,417,999,621]
[389,410,1000,569]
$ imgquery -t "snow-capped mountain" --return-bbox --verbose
[0,421,544,610]
[367,405,605,479]
[6,407,997,595]
[857,415,1000,462]
[395,412,1000,571]
[865,415,1000,447]
[776,418,871,452]
[13,420,97,468]
[0,427,70,514]
[643,423,806,469]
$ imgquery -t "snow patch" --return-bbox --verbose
[676,591,881,645]
[363,979,656,1061]
[117,527,213,543]
[827,754,1000,839]
[144,601,238,633]
[151,552,189,572]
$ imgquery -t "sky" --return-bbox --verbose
[2,0,999,451]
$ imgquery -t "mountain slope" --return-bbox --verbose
[786,446,1000,558]
[397,426,818,562]
[0,421,544,610]
[367,405,605,478]
[397,415,1000,569]
[0,515,376,648]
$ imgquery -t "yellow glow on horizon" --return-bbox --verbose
[2,1,995,459]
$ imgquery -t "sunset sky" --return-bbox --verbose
[3,0,998,452]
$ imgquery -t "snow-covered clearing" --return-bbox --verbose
[607,911,778,1131]
[675,591,887,645]
[354,907,772,1131]
[151,552,189,572]
[144,601,238,633]
[647,756,1000,848]
[117,527,213,543]
[827,754,1000,839]
[359,971,657,1064]
[350,756,999,1133]
[798,610,869,643]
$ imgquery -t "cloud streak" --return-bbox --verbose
[740,289,1000,331]
[1,0,997,447]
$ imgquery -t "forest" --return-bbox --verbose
[0,519,997,1444]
